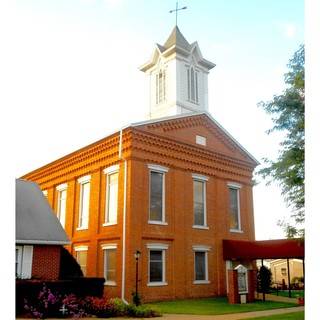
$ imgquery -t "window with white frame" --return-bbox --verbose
[15,246,23,277]
[187,66,199,104]
[102,244,117,285]
[56,183,67,228]
[147,243,168,286]
[75,246,88,276]
[156,69,166,104]
[193,245,210,284]
[148,164,168,224]
[228,183,242,232]
[15,245,33,279]
[103,165,119,225]
[77,175,91,229]
[192,174,208,228]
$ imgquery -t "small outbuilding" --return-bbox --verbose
[16,179,70,280]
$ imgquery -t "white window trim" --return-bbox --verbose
[148,164,169,173]
[192,174,209,182]
[16,246,23,278]
[227,182,242,189]
[147,243,168,286]
[196,135,207,146]
[192,175,208,229]
[56,184,67,228]
[78,175,91,184]
[56,183,67,191]
[193,246,210,284]
[101,244,117,250]
[103,166,119,225]
[103,164,119,175]
[102,244,117,286]
[42,190,48,197]
[148,164,168,224]
[228,183,242,232]
[75,245,88,252]
[147,243,169,250]
[77,175,91,230]
[21,245,33,279]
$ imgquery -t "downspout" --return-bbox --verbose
[119,128,128,304]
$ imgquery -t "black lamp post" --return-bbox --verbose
[134,250,141,305]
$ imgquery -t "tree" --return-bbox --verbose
[257,266,272,301]
[258,45,304,238]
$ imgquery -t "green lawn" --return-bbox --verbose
[270,290,304,298]
[245,311,304,320]
[147,297,297,315]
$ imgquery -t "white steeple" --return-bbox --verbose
[139,26,215,119]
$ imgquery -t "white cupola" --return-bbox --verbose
[139,26,216,119]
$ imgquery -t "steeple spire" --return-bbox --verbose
[139,27,216,120]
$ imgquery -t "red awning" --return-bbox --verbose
[223,239,304,260]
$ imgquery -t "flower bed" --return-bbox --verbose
[20,283,161,319]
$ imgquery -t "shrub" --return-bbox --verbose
[257,265,272,294]
[16,277,105,315]
[83,296,119,318]
[125,304,161,318]
[23,284,87,319]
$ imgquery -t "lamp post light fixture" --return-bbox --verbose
[134,250,141,306]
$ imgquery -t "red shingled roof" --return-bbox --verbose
[223,239,304,260]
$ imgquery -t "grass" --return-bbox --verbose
[147,297,298,315]
[269,289,304,299]
[245,311,304,320]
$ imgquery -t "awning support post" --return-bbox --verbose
[287,259,291,298]
[302,258,305,288]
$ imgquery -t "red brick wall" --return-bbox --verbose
[32,245,61,280]
[247,270,257,302]
[227,270,239,304]
[22,114,257,302]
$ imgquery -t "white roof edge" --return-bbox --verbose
[129,112,259,165]
[16,239,70,245]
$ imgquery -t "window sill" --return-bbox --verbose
[230,229,243,233]
[193,225,209,230]
[147,281,168,287]
[104,281,117,286]
[148,221,168,226]
[76,227,88,231]
[103,222,117,227]
[193,280,210,285]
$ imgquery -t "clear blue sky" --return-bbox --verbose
[8,0,304,240]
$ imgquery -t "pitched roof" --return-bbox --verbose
[16,179,70,245]
[163,26,191,51]
[130,111,259,165]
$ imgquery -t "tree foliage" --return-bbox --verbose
[258,45,304,237]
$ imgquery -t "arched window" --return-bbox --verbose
[156,70,166,104]
[187,66,199,104]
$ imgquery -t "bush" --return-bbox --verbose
[19,284,161,318]
[16,277,105,315]
[125,304,161,318]
[23,284,87,319]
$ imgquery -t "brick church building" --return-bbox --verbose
[21,27,259,302]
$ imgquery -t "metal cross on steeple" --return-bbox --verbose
[169,1,187,26]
